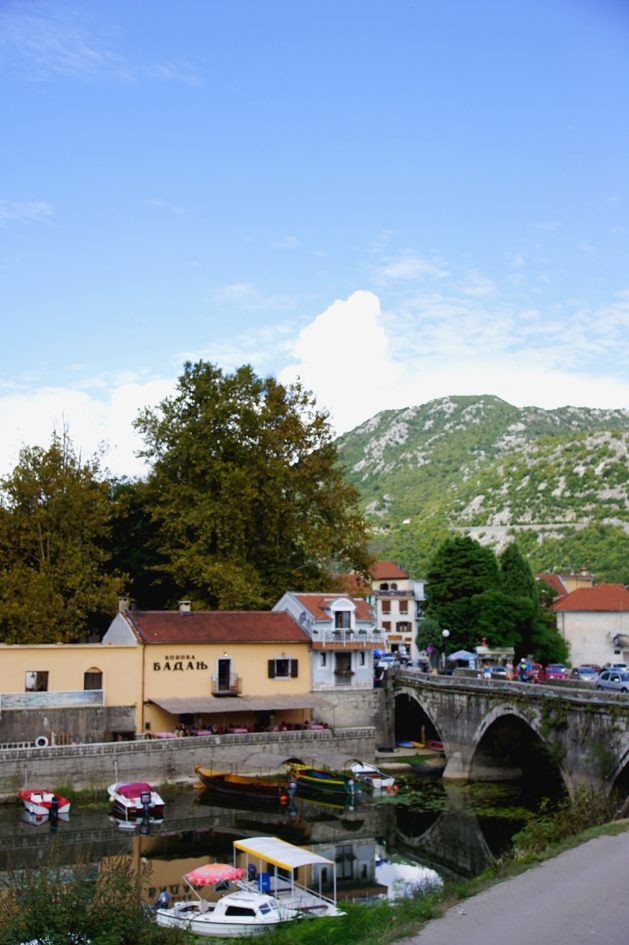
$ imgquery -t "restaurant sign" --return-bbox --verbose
[153,655,209,672]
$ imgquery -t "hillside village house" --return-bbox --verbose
[272,592,380,689]
[551,583,629,667]
[0,601,326,741]
[536,569,595,598]
[367,561,426,659]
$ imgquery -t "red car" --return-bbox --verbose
[544,664,567,679]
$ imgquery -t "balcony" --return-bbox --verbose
[210,675,242,697]
[312,629,382,648]
[334,671,355,685]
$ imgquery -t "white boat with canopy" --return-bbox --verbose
[233,835,343,917]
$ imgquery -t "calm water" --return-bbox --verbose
[0,776,554,905]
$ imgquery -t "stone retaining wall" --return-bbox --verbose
[0,726,375,792]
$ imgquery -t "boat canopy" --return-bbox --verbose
[233,836,334,870]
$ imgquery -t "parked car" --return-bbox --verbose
[489,666,507,678]
[603,662,628,672]
[570,666,598,682]
[405,659,429,671]
[596,670,629,693]
[545,664,567,679]
[581,663,603,674]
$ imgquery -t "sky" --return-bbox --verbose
[1,0,629,476]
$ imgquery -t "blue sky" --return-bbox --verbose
[1,0,629,474]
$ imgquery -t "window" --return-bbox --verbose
[382,621,391,631]
[391,583,398,590]
[397,622,410,633]
[399,600,408,614]
[84,668,102,690]
[380,583,389,590]
[359,652,366,666]
[268,658,298,679]
[225,906,256,917]
[25,671,48,692]
[320,653,327,668]
[334,611,351,629]
[381,600,391,614]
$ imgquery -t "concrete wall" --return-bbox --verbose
[0,726,376,793]
[0,705,136,747]
[557,610,629,667]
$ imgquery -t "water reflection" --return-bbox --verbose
[0,774,560,898]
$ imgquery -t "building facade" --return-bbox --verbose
[272,592,380,690]
[551,583,629,667]
[366,561,426,659]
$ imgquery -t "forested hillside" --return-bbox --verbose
[339,396,629,583]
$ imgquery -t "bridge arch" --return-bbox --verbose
[469,703,566,791]
[394,687,446,750]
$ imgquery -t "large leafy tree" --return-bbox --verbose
[134,362,372,609]
[0,433,123,643]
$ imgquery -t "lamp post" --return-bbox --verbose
[442,629,450,672]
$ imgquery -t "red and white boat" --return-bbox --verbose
[107,781,165,822]
[18,789,71,816]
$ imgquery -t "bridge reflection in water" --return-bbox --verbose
[0,779,547,895]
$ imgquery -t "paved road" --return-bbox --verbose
[402,831,629,945]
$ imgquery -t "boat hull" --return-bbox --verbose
[195,766,288,802]
[155,909,281,937]
[290,766,359,796]
[18,790,71,816]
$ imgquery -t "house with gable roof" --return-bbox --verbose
[551,583,629,667]
[272,592,381,690]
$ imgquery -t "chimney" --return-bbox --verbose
[179,600,191,615]
[118,597,131,612]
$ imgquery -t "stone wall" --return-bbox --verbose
[0,726,375,793]
[309,689,391,745]
[0,705,136,748]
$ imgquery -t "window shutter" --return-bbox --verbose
[268,660,275,679]
[290,659,298,678]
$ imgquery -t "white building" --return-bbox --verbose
[365,561,426,659]
[272,592,380,691]
[551,583,629,667]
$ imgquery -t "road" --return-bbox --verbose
[402,830,629,945]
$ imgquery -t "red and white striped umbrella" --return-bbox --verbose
[185,863,245,885]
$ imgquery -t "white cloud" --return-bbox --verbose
[271,235,301,249]
[0,378,175,479]
[373,254,450,283]
[0,200,53,225]
[280,291,398,433]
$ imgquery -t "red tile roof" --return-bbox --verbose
[293,593,374,622]
[370,560,408,580]
[551,584,629,612]
[535,574,567,598]
[122,610,309,644]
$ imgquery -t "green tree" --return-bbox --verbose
[134,362,372,609]
[498,542,568,664]
[415,615,443,667]
[425,536,500,649]
[0,433,123,643]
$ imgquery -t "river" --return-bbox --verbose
[0,774,560,905]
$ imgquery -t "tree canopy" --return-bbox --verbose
[426,536,568,663]
[0,433,123,643]
[134,361,372,609]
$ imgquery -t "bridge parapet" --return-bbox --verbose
[392,670,629,793]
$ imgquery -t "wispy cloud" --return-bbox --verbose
[373,254,450,284]
[145,199,191,214]
[213,282,301,311]
[0,200,53,226]
[181,321,298,372]
[271,235,301,249]
[0,5,201,85]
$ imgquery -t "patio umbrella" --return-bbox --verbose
[447,650,477,662]
[185,863,245,885]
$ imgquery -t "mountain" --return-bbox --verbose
[339,396,629,581]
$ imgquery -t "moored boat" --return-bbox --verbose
[18,789,71,816]
[194,766,290,803]
[350,762,396,793]
[408,759,446,778]
[107,781,164,822]
[288,763,361,796]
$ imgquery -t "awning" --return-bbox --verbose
[233,836,334,870]
[148,694,335,715]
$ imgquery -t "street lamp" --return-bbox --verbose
[442,629,450,672]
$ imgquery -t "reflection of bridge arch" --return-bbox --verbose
[469,703,565,789]
[394,688,446,751]
[396,808,494,878]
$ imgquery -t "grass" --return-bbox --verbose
[52,780,110,808]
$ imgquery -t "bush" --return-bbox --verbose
[511,784,619,859]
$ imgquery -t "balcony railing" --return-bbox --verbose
[314,629,382,648]
[334,671,355,685]
[210,675,242,696]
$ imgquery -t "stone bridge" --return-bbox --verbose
[390,671,629,794]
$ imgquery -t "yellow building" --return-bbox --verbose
[0,601,317,738]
